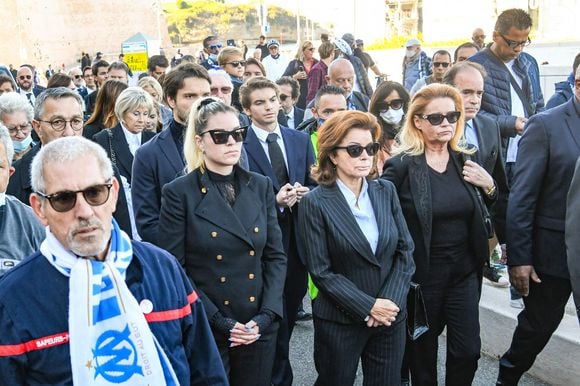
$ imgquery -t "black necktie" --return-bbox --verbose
[266,133,289,186]
[26,93,33,106]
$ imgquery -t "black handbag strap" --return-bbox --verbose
[106,128,117,166]
[507,72,534,118]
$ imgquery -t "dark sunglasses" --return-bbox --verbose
[499,34,531,49]
[227,60,246,67]
[433,62,450,68]
[378,99,403,112]
[36,183,113,212]
[19,75,32,80]
[73,75,83,79]
[305,47,315,51]
[201,127,248,145]
[418,111,461,125]
[209,43,223,49]
[334,142,380,158]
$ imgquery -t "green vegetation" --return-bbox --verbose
[164,0,298,45]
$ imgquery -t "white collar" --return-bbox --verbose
[252,123,282,143]
[121,123,142,147]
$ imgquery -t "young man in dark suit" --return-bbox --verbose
[131,63,211,244]
[496,63,580,386]
[240,77,316,386]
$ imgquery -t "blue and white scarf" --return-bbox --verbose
[40,219,179,385]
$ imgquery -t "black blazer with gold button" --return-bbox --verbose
[158,166,287,323]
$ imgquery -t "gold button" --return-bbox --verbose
[216,254,223,261]
[249,296,256,302]
[201,187,207,194]
[211,231,218,238]
[220,276,226,283]
[224,300,230,305]
[249,250,255,256]
[248,273,255,280]
[254,227,259,233]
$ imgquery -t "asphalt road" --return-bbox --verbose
[288,299,549,386]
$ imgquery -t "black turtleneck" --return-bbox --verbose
[169,119,187,161]
[207,168,238,207]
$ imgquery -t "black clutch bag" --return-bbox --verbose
[407,282,429,341]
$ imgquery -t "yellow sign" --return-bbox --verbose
[124,52,148,72]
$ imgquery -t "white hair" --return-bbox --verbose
[0,92,34,122]
[208,69,233,88]
[0,124,14,166]
[31,137,113,193]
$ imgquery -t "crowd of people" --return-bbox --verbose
[0,6,578,386]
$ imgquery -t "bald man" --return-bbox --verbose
[303,59,369,120]
[472,28,486,49]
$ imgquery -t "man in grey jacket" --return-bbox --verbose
[0,125,44,274]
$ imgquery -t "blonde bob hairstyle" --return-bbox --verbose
[294,40,314,61]
[393,83,471,156]
[114,87,156,123]
[183,97,239,173]
[311,110,381,186]
[217,46,244,66]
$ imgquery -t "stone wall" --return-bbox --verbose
[0,0,171,70]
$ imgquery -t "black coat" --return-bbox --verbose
[158,167,287,323]
[510,98,580,279]
[382,150,494,285]
[93,124,155,184]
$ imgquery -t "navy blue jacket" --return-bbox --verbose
[132,121,185,244]
[0,241,228,385]
[469,47,544,141]
[546,73,574,110]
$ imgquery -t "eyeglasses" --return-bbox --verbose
[305,47,315,51]
[200,127,248,145]
[226,60,246,67]
[499,33,531,49]
[37,117,84,131]
[575,79,580,88]
[73,75,83,79]
[279,94,291,102]
[433,62,450,68]
[211,86,233,94]
[36,183,113,212]
[473,34,486,39]
[418,111,461,125]
[378,99,403,112]
[19,75,32,80]
[334,142,380,158]
[209,44,223,50]
[7,123,32,135]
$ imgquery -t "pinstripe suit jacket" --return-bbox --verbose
[297,178,415,324]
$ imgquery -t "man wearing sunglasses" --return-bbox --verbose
[16,65,45,107]
[200,35,223,70]
[410,50,452,96]
[0,136,228,385]
[68,66,89,98]
[275,76,304,130]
